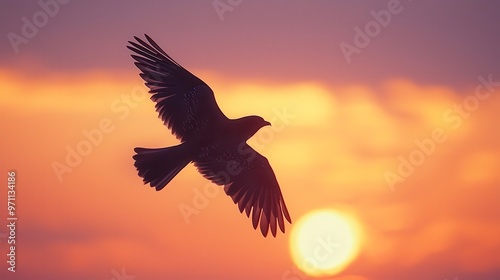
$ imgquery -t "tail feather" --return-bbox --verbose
[133,144,191,191]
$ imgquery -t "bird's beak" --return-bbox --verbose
[265,121,271,126]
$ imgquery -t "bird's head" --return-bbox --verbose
[238,115,271,139]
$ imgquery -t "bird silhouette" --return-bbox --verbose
[128,34,291,237]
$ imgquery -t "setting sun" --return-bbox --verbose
[2,1,500,278]
[289,209,363,277]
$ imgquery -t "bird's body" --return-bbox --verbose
[128,35,291,237]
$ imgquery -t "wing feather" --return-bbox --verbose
[128,35,228,141]
[194,143,291,237]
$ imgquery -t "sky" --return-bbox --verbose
[1,1,500,279]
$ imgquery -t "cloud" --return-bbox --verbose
[2,68,500,279]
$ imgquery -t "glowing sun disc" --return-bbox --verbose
[289,209,362,277]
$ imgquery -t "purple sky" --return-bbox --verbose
[2,1,500,280]
[1,0,499,90]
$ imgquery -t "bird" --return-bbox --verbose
[127,34,291,237]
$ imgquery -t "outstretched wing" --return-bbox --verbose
[128,34,228,141]
[194,143,292,237]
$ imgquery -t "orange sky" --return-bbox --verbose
[1,2,500,279]
[1,66,499,279]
